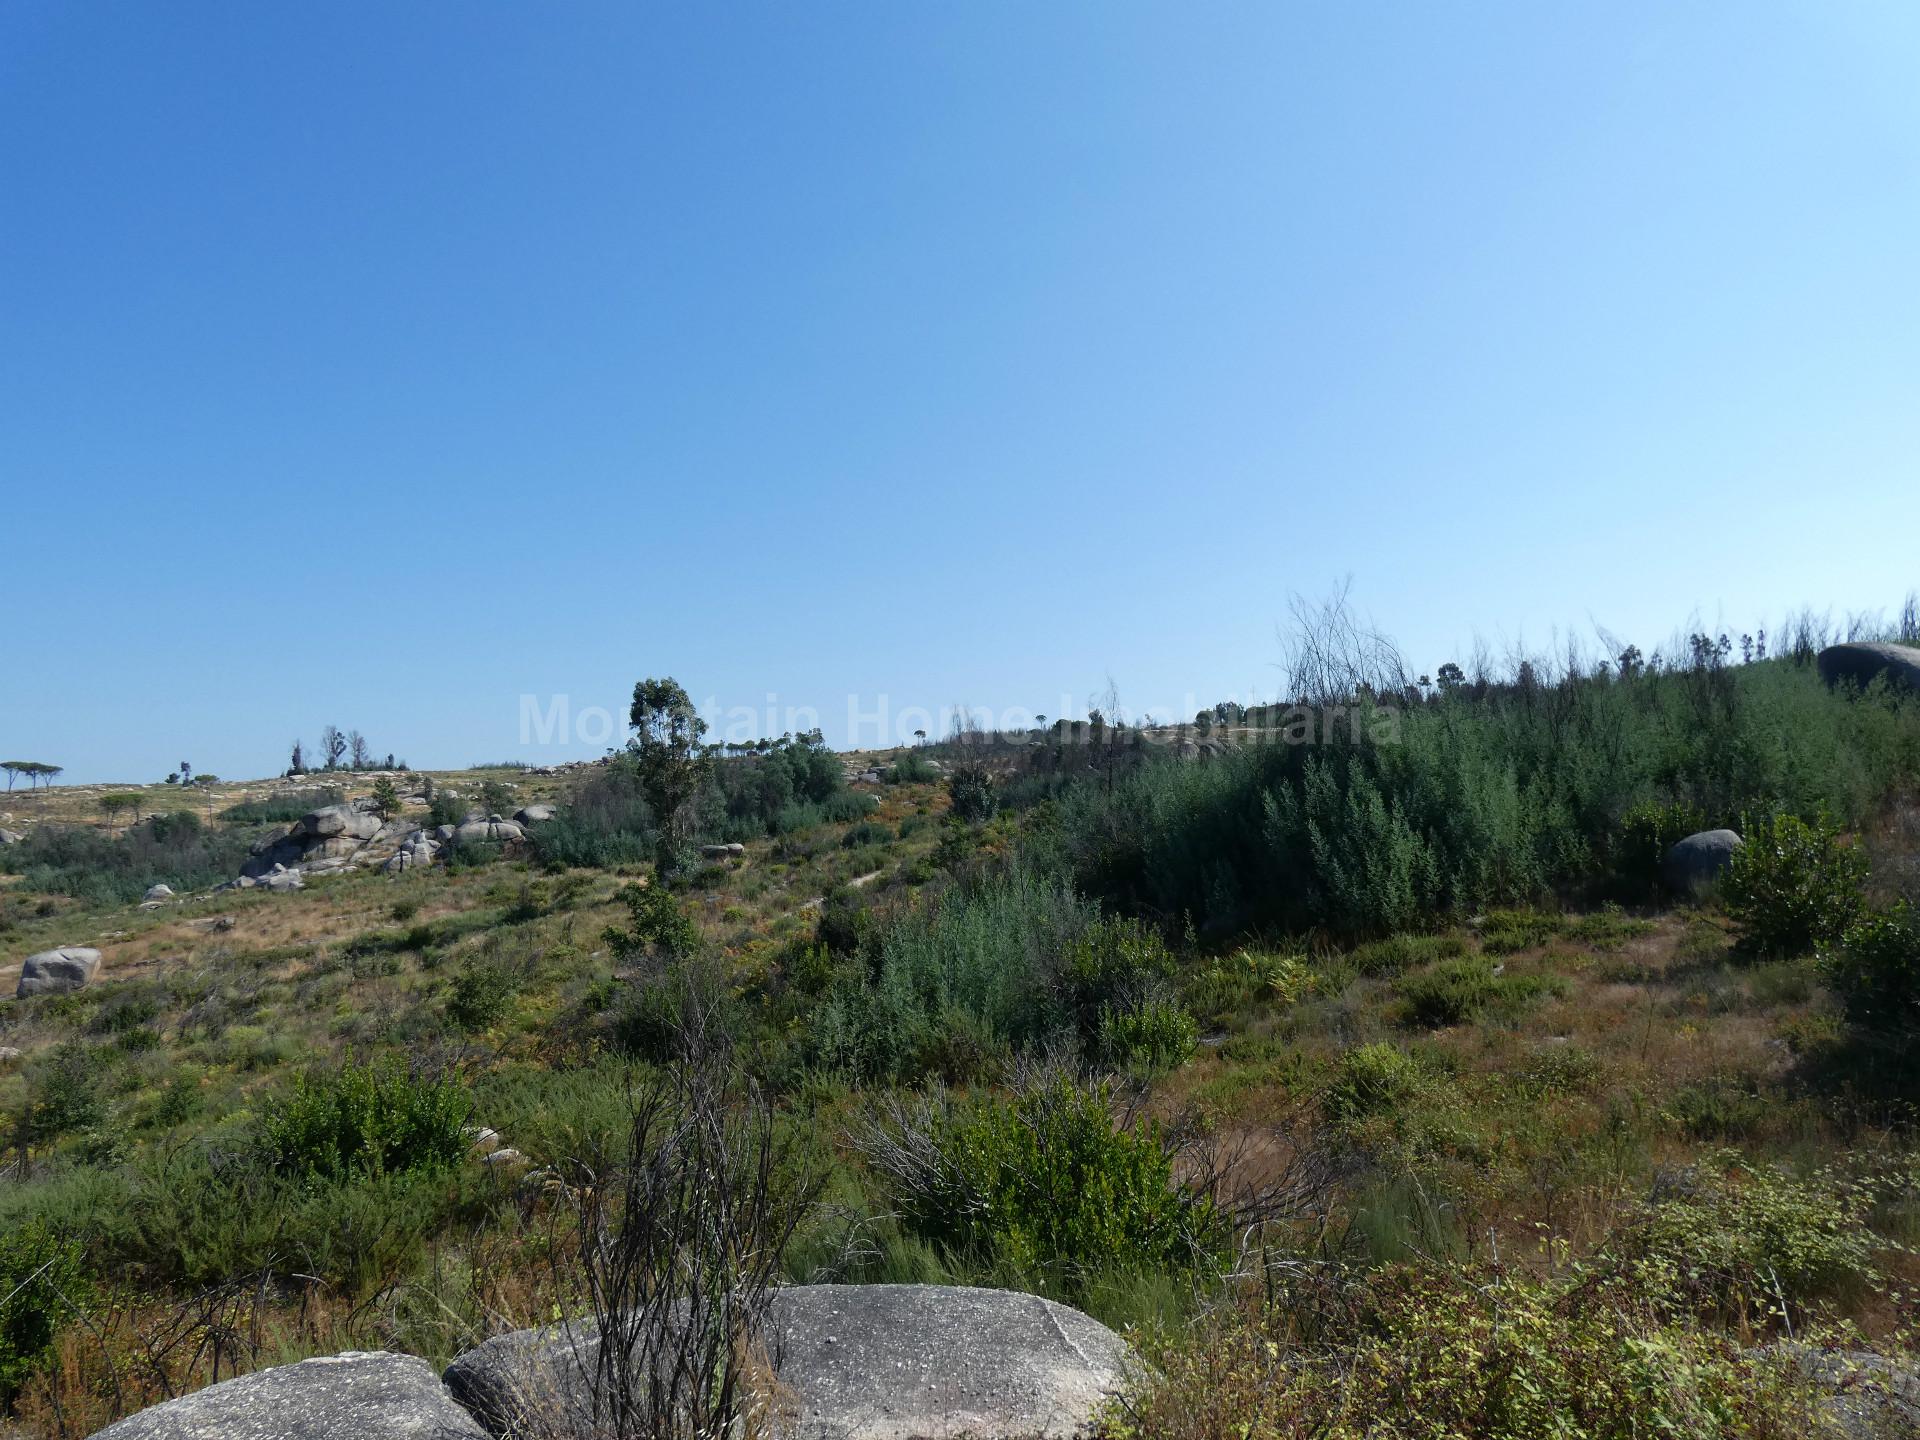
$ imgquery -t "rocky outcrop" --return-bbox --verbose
[512,805,556,827]
[90,1350,488,1440]
[0,828,22,846]
[443,1284,1133,1439]
[1663,829,1743,895]
[229,802,407,888]
[17,946,102,999]
[700,843,747,860]
[143,884,174,903]
[452,815,527,845]
[385,829,443,875]
[1818,642,1920,695]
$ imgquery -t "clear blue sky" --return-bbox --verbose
[4,3,1917,783]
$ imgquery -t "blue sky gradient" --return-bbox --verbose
[4,3,1917,781]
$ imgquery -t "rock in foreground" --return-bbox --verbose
[444,1283,1133,1439]
[91,1351,487,1440]
[17,945,103,999]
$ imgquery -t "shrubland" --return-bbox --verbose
[2,611,1920,1434]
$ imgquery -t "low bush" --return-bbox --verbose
[1826,902,1920,1034]
[888,752,939,783]
[1322,1042,1425,1128]
[218,788,345,825]
[1604,1155,1878,1323]
[841,820,893,849]
[1094,993,1198,1072]
[0,1222,87,1402]
[1723,813,1868,957]
[260,1059,472,1181]
[1114,1262,1829,1440]
[447,962,521,1033]
[1396,957,1559,1028]
[947,763,997,822]
[861,1075,1222,1296]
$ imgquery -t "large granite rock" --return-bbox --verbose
[1663,829,1744,895]
[452,819,526,845]
[90,1351,487,1440]
[1818,642,1920,695]
[17,946,102,999]
[513,805,556,827]
[443,1284,1132,1439]
[298,804,384,842]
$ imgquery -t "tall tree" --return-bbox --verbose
[320,726,348,771]
[627,677,713,875]
[1,762,22,792]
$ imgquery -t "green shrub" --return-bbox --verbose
[888,752,938,783]
[1826,900,1920,1033]
[1323,1042,1425,1127]
[1397,957,1558,1028]
[1607,1155,1877,1321]
[1616,798,1709,894]
[602,882,701,962]
[447,962,520,1033]
[1094,993,1198,1072]
[865,1075,1222,1293]
[21,1041,107,1144]
[219,788,344,825]
[260,1060,472,1181]
[1723,813,1868,957]
[1348,932,1467,977]
[0,1222,87,1401]
[842,820,894,849]
[947,763,997,822]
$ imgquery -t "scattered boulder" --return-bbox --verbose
[0,829,22,846]
[1818,642,1920,695]
[91,1350,488,1440]
[143,884,174,903]
[443,1284,1133,1440]
[1663,829,1744,895]
[0,1047,22,1063]
[513,805,556,826]
[17,946,102,999]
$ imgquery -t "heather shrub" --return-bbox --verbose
[260,1060,472,1181]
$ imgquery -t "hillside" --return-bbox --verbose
[3,643,1920,1436]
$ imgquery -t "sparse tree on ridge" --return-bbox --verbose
[348,731,372,770]
[321,726,348,771]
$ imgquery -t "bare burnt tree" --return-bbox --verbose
[546,1051,818,1440]
[1280,579,1411,706]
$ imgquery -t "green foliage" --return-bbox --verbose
[1605,1155,1878,1321]
[260,1060,472,1182]
[809,872,1102,1081]
[603,882,701,962]
[1615,798,1709,894]
[947,762,998,822]
[219,787,345,824]
[1037,656,1920,941]
[1396,956,1559,1028]
[0,814,262,905]
[841,820,893,849]
[1826,900,1920,1033]
[1094,994,1198,1072]
[369,776,403,822]
[0,1222,87,1401]
[1722,813,1868,957]
[887,751,938,783]
[20,1041,107,1145]
[870,1076,1222,1295]
[1323,1042,1425,1127]
[1120,1260,1830,1440]
[447,961,520,1033]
